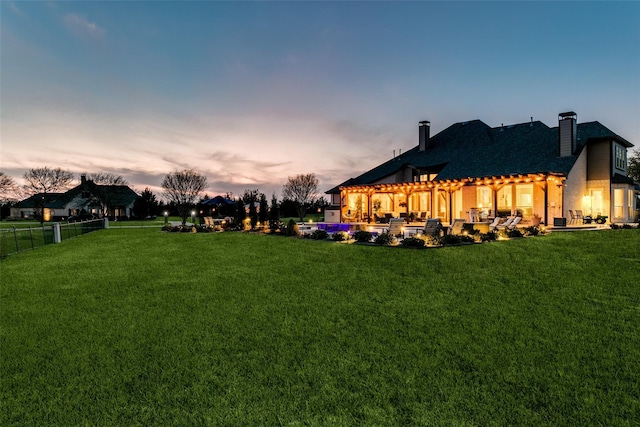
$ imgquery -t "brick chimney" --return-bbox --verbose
[419,121,430,151]
[558,111,577,156]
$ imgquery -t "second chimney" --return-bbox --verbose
[419,120,430,151]
[558,111,577,156]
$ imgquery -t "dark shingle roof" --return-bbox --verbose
[328,118,627,192]
[15,182,138,209]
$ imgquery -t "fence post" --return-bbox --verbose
[13,227,19,253]
[53,222,62,243]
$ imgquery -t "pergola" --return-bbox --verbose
[339,172,566,224]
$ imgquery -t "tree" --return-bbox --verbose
[242,189,260,229]
[628,149,640,183]
[268,193,281,232]
[0,172,20,220]
[133,187,159,219]
[86,172,128,186]
[23,167,74,223]
[85,173,130,216]
[161,169,207,225]
[234,198,246,229]
[258,193,269,226]
[282,173,319,221]
[0,172,19,202]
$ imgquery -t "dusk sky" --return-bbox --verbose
[2,1,639,199]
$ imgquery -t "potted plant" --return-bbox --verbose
[531,213,541,226]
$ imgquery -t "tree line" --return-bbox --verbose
[0,167,327,225]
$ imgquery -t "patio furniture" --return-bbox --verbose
[568,210,577,224]
[595,215,608,224]
[468,208,479,222]
[488,217,501,230]
[448,218,466,235]
[496,216,516,230]
[422,218,443,237]
[388,218,405,238]
[506,216,521,230]
[575,210,585,224]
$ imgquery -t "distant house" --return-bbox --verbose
[11,176,139,221]
[326,111,639,225]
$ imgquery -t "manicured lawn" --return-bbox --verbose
[1,229,639,425]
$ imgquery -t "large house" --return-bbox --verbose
[11,176,139,221]
[326,111,638,226]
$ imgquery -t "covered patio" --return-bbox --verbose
[335,173,566,226]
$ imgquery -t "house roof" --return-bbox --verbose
[13,193,64,209]
[327,118,630,193]
[14,181,139,209]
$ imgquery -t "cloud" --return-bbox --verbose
[62,13,106,42]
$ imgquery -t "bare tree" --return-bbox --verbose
[23,167,74,223]
[282,173,319,221]
[161,169,207,225]
[0,172,19,202]
[86,172,129,186]
[0,172,20,220]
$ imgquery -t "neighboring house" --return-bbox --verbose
[11,176,139,221]
[326,111,638,225]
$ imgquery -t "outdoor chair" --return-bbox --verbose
[422,218,443,237]
[448,218,466,235]
[575,210,584,224]
[388,218,405,238]
[488,217,501,230]
[506,216,521,230]
[568,210,577,224]
[496,216,515,230]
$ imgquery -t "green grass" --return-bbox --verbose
[1,229,639,425]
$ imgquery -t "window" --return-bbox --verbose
[615,145,626,171]
[614,188,624,218]
[516,184,533,218]
[416,173,438,182]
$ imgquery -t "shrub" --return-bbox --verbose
[480,230,498,242]
[400,236,426,248]
[374,232,396,246]
[422,234,443,246]
[310,229,329,240]
[285,219,300,237]
[442,234,461,245]
[353,230,373,243]
[332,231,350,242]
[508,228,524,238]
[522,226,540,236]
